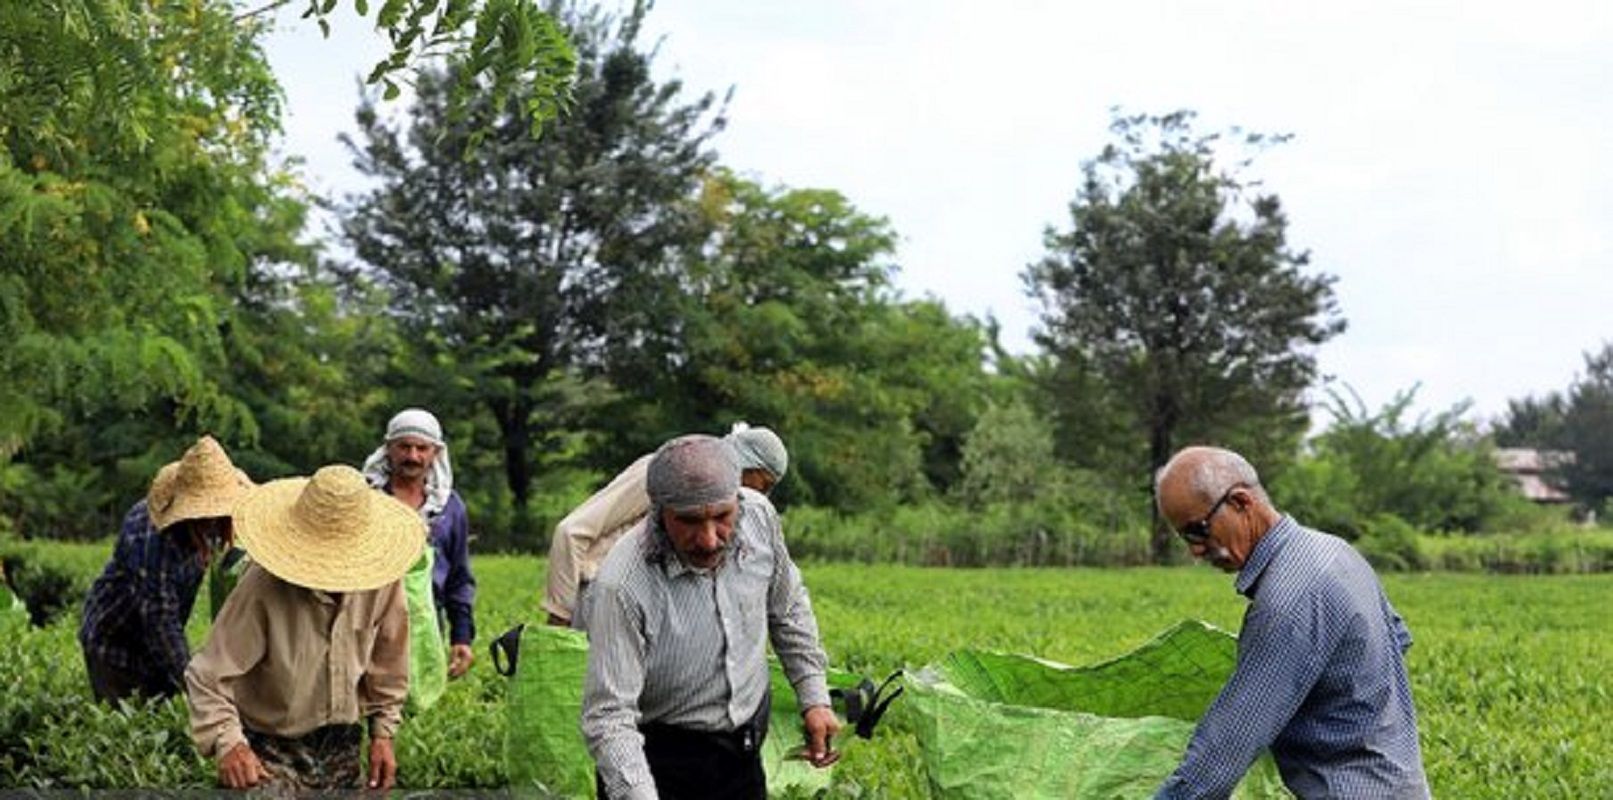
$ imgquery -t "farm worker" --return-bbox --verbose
[581,434,833,800]
[1153,446,1430,799]
[78,435,252,702]
[544,422,789,630]
[361,408,478,678]
[185,465,420,791]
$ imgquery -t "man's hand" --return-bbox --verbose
[368,736,397,789]
[802,705,842,768]
[449,643,475,678]
[217,742,267,789]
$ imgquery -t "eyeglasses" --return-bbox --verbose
[1177,485,1243,544]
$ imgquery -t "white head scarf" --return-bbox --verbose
[362,408,454,517]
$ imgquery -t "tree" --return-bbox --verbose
[1024,110,1345,562]
[1552,344,1613,510]
[340,1,722,513]
[609,172,994,509]
[1274,386,1524,538]
[1,0,293,458]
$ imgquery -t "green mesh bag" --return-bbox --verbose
[900,620,1291,799]
[403,544,447,714]
[493,624,864,798]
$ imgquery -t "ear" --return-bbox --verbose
[1228,486,1255,511]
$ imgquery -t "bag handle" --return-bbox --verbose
[490,623,526,677]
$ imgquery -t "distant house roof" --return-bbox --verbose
[1493,448,1573,503]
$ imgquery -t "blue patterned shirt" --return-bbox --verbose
[1157,516,1430,800]
[78,500,205,695]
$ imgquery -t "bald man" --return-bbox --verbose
[1153,446,1429,800]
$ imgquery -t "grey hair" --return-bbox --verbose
[1155,446,1271,507]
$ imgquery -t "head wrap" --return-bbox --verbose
[723,422,788,479]
[646,434,741,512]
[361,408,454,516]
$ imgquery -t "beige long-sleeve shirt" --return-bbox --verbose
[543,454,653,623]
[185,563,410,758]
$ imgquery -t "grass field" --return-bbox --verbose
[3,543,1609,797]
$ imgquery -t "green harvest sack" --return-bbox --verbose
[207,548,250,621]
[403,544,448,713]
[496,624,863,798]
[901,620,1290,799]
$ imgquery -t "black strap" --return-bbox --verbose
[490,623,526,677]
[830,670,904,739]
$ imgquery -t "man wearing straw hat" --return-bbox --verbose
[545,422,790,630]
[186,465,422,791]
[582,434,835,800]
[363,407,478,678]
[78,435,252,702]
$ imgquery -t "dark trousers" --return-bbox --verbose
[597,696,771,800]
[595,728,766,800]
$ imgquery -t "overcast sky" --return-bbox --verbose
[264,1,1613,426]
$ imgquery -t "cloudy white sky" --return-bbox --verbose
[264,1,1613,426]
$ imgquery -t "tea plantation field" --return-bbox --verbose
[3,543,1608,797]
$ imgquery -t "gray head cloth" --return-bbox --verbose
[646,434,741,511]
[724,422,788,479]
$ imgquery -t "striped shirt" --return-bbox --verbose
[78,499,204,696]
[1157,516,1430,800]
[581,488,830,800]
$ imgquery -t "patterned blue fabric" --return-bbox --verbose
[1156,516,1430,799]
[426,491,476,644]
[78,500,204,696]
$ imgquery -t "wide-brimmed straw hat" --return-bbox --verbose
[147,436,254,530]
[233,465,424,592]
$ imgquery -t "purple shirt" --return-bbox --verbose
[423,491,477,644]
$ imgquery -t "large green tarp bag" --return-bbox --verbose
[403,545,448,713]
[496,624,863,798]
[901,620,1290,799]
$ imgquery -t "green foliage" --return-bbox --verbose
[784,493,1149,569]
[954,400,1062,507]
[639,172,995,509]
[4,543,1613,795]
[1275,387,1530,537]
[1,0,286,453]
[1024,109,1345,562]
[341,0,721,512]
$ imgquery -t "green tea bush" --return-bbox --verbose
[0,537,103,625]
[7,542,1613,796]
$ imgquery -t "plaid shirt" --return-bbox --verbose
[1157,516,1430,799]
[78,499,205,695]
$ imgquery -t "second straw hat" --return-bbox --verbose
[147,435,254,530]
[233,465,424,593]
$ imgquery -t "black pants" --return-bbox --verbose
[597,696,771,800]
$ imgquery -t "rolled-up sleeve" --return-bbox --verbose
[185,570,268,759]
[765,511,830,711]
[581,579,657,800]
[360,579,410,739]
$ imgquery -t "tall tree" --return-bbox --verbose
[340,1,722,511]
[1024,111,1345,562]
[1552,344,1613,510]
